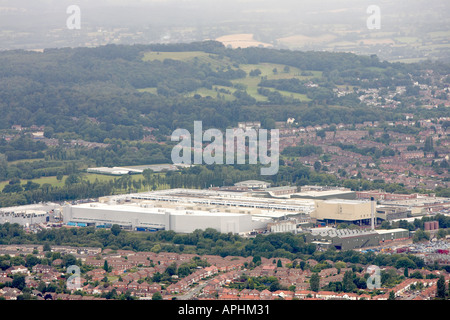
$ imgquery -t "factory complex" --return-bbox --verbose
[63,188,316,234]
[1,182,448,251]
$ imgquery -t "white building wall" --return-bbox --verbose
[64,204,264,234]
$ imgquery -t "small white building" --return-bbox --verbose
[234,180,271,189]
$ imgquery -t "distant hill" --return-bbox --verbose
[0,41,448,143]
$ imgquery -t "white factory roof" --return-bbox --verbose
[375,228,409,234]
[319,199,370,204]
[293,189,355,197]
[71,202,247,217]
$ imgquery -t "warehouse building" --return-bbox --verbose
[253,186,298,197]
[292,189,356,200]
[63,201,268,234]
[0,203,60,227]
[376,206,408,222]
[304,227,410,250]
[311,199,375,226]
[234,180,271,189]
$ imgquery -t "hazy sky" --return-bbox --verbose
[1,0,448,28]
[0,0,448,57]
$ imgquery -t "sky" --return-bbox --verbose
[0,0,448,61]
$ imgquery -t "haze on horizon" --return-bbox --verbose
[0,0,448,61]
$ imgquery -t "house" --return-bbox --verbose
[6,265,29,276]
[259,289,273,300]
[239,289,261,300]
[0,287,21,300]
[86,268,107,281]
[0,276,13,284]
[319,267,338,278]
[127,280,141,291]
[272,290,294,300]
[147,283,162,294]
[111,279,128,290]
[294,290,316,300]
[166,282,187,294]
[32,264,57,274]
[316,291,339,300]
[202,284,219,296]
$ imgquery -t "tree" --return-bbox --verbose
[249,69,261,77]
[111,224,121,236]
[424,136,434,152]
[269,280,281,292]
[252,256,261,266]
[343,271,356,292]
[314,161,322,172]
[152,292,163,300]
[62,254,77,268]
[388,290,396,300]
[11,274,26,291]
[309,273,320,292]
[395,257,416,270]
[165,263,178,277]
[152,272,162,283]
[436,275,446,299]
[65,173,81,186]
[103,260,109,272]
[177,265,191,278]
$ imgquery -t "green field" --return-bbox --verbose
[142,51,235,71]
[140,51,320,102]
[0,175,65,191]
[0,172,172,194]
[142,51,212,62]
[137,87,158,94]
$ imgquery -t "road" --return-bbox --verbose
[176,281,208,300]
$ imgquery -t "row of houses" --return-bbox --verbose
[166,266,220,294]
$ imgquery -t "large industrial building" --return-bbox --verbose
[304,227,410,250]
[60,186,427,249]
[0,203,60,227]
[63,188,316,234]
[311,199,376,226]
[292,186,356,200]
[63,202,266,234]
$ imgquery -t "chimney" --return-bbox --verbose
[370,197,375,230]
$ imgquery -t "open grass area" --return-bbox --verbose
[7,158,45,165]
[137,87,158,94]
[0,175,66,191]
[0,171,172,193]
[142,51,320,103]
[142,50,235,72]
[142,51,212,62]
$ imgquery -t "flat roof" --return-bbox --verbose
[375,228,409,234]
[319,199,369,204]
[235,180,271,185]
[295,190,355,196]
[71,203,246,217]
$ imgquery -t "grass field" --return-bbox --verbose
[137,87,158,94]
[0,172,172,194]
[142,51,212,62]
[142,51,235,71]
[141,51,320,102]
